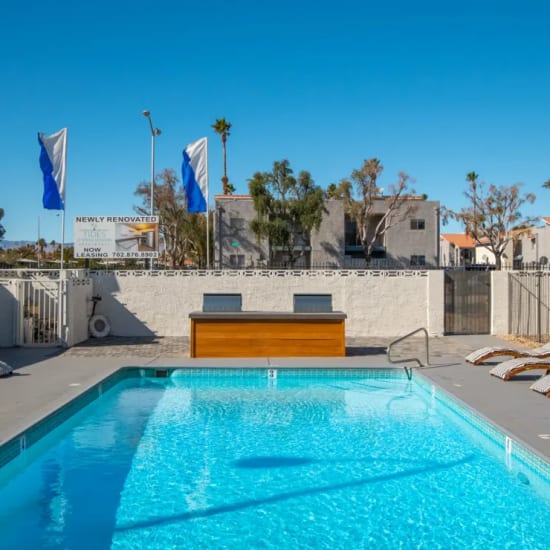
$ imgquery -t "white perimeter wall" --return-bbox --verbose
[90,270,443,338]
[0,270,523,345]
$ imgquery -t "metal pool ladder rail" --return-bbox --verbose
[387,327,430,380]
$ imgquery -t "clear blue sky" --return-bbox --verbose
[2,0,549,243]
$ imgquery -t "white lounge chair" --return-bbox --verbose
[465,342,550,365]
[0,360,13,377]
[530,374,550,397]
[489,357,550,381]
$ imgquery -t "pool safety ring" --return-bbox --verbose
[89,315,111,338]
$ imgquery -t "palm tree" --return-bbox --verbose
[36,238,47,263]
[211,118,232,195]
[466,171,479,239]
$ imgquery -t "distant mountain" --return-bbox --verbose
[1,240,74,250]
[1,240,35,249]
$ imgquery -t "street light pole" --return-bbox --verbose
[142,110,161,215]
[142,110,161,269]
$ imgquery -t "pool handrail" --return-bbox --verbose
[386,327,430,380]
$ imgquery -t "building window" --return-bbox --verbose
[410,255,426,266]
[230,218,245,232]
[345,217,360,247]
[229,254,245,268]
[410,219,425,230]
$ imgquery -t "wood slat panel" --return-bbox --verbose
[191,318,345,357]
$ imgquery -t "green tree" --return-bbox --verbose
[51,243,62,260]
[326,183,340,199]
[333,158,417,264]
[134,169,207,267]
[35,237,47,268]
[248,159,326,267]
[0,208,5,242]
[543,179,550,190]
[183,210,212,267]
[36,238,47,257]
[442,173,537,269]
[211,118,233,195]
[15,244,37,260]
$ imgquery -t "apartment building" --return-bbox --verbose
[513,218,550,266]
[213,195,440,269]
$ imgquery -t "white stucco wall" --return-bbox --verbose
[90,270,439,338]
[0,268,533,345]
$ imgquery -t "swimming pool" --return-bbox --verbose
[1,368,549,549]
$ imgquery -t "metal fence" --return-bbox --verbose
[509,272,550,342]
[20,278,62,346]
[502,262,550,272]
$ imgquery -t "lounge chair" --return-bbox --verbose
[0,360,13,377]
[465,342,550,365]
[530,374,550,397]
[489,358,550,381]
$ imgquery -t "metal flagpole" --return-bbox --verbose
[59,208,66,346]
[206,137,210,269]
[59,131,67,346]
[60,128,67,273]
[37,216,41,269]
[60,210,65,272]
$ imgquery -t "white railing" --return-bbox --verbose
[20,279,62,346]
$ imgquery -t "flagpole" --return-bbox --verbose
[37,216,41,269]
[60,130,67,347]
[60,129,67,273]
[206,138,210,269]
[38,127,67,345]
[60,210,65,271]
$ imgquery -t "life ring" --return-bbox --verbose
[89,315,111,338]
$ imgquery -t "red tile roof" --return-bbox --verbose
[441,233,476,248]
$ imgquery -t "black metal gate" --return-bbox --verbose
[444,270,491,334]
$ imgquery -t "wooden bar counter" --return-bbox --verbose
[189,311,347,358]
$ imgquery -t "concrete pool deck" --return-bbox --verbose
[1,334,550,463]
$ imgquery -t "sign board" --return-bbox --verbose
[74,216,159,259]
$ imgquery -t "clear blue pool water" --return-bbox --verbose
[1,370,550,549]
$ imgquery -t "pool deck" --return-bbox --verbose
[1,334,550,463]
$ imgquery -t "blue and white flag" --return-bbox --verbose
[38,128,67,210]
[182,137,208,213]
